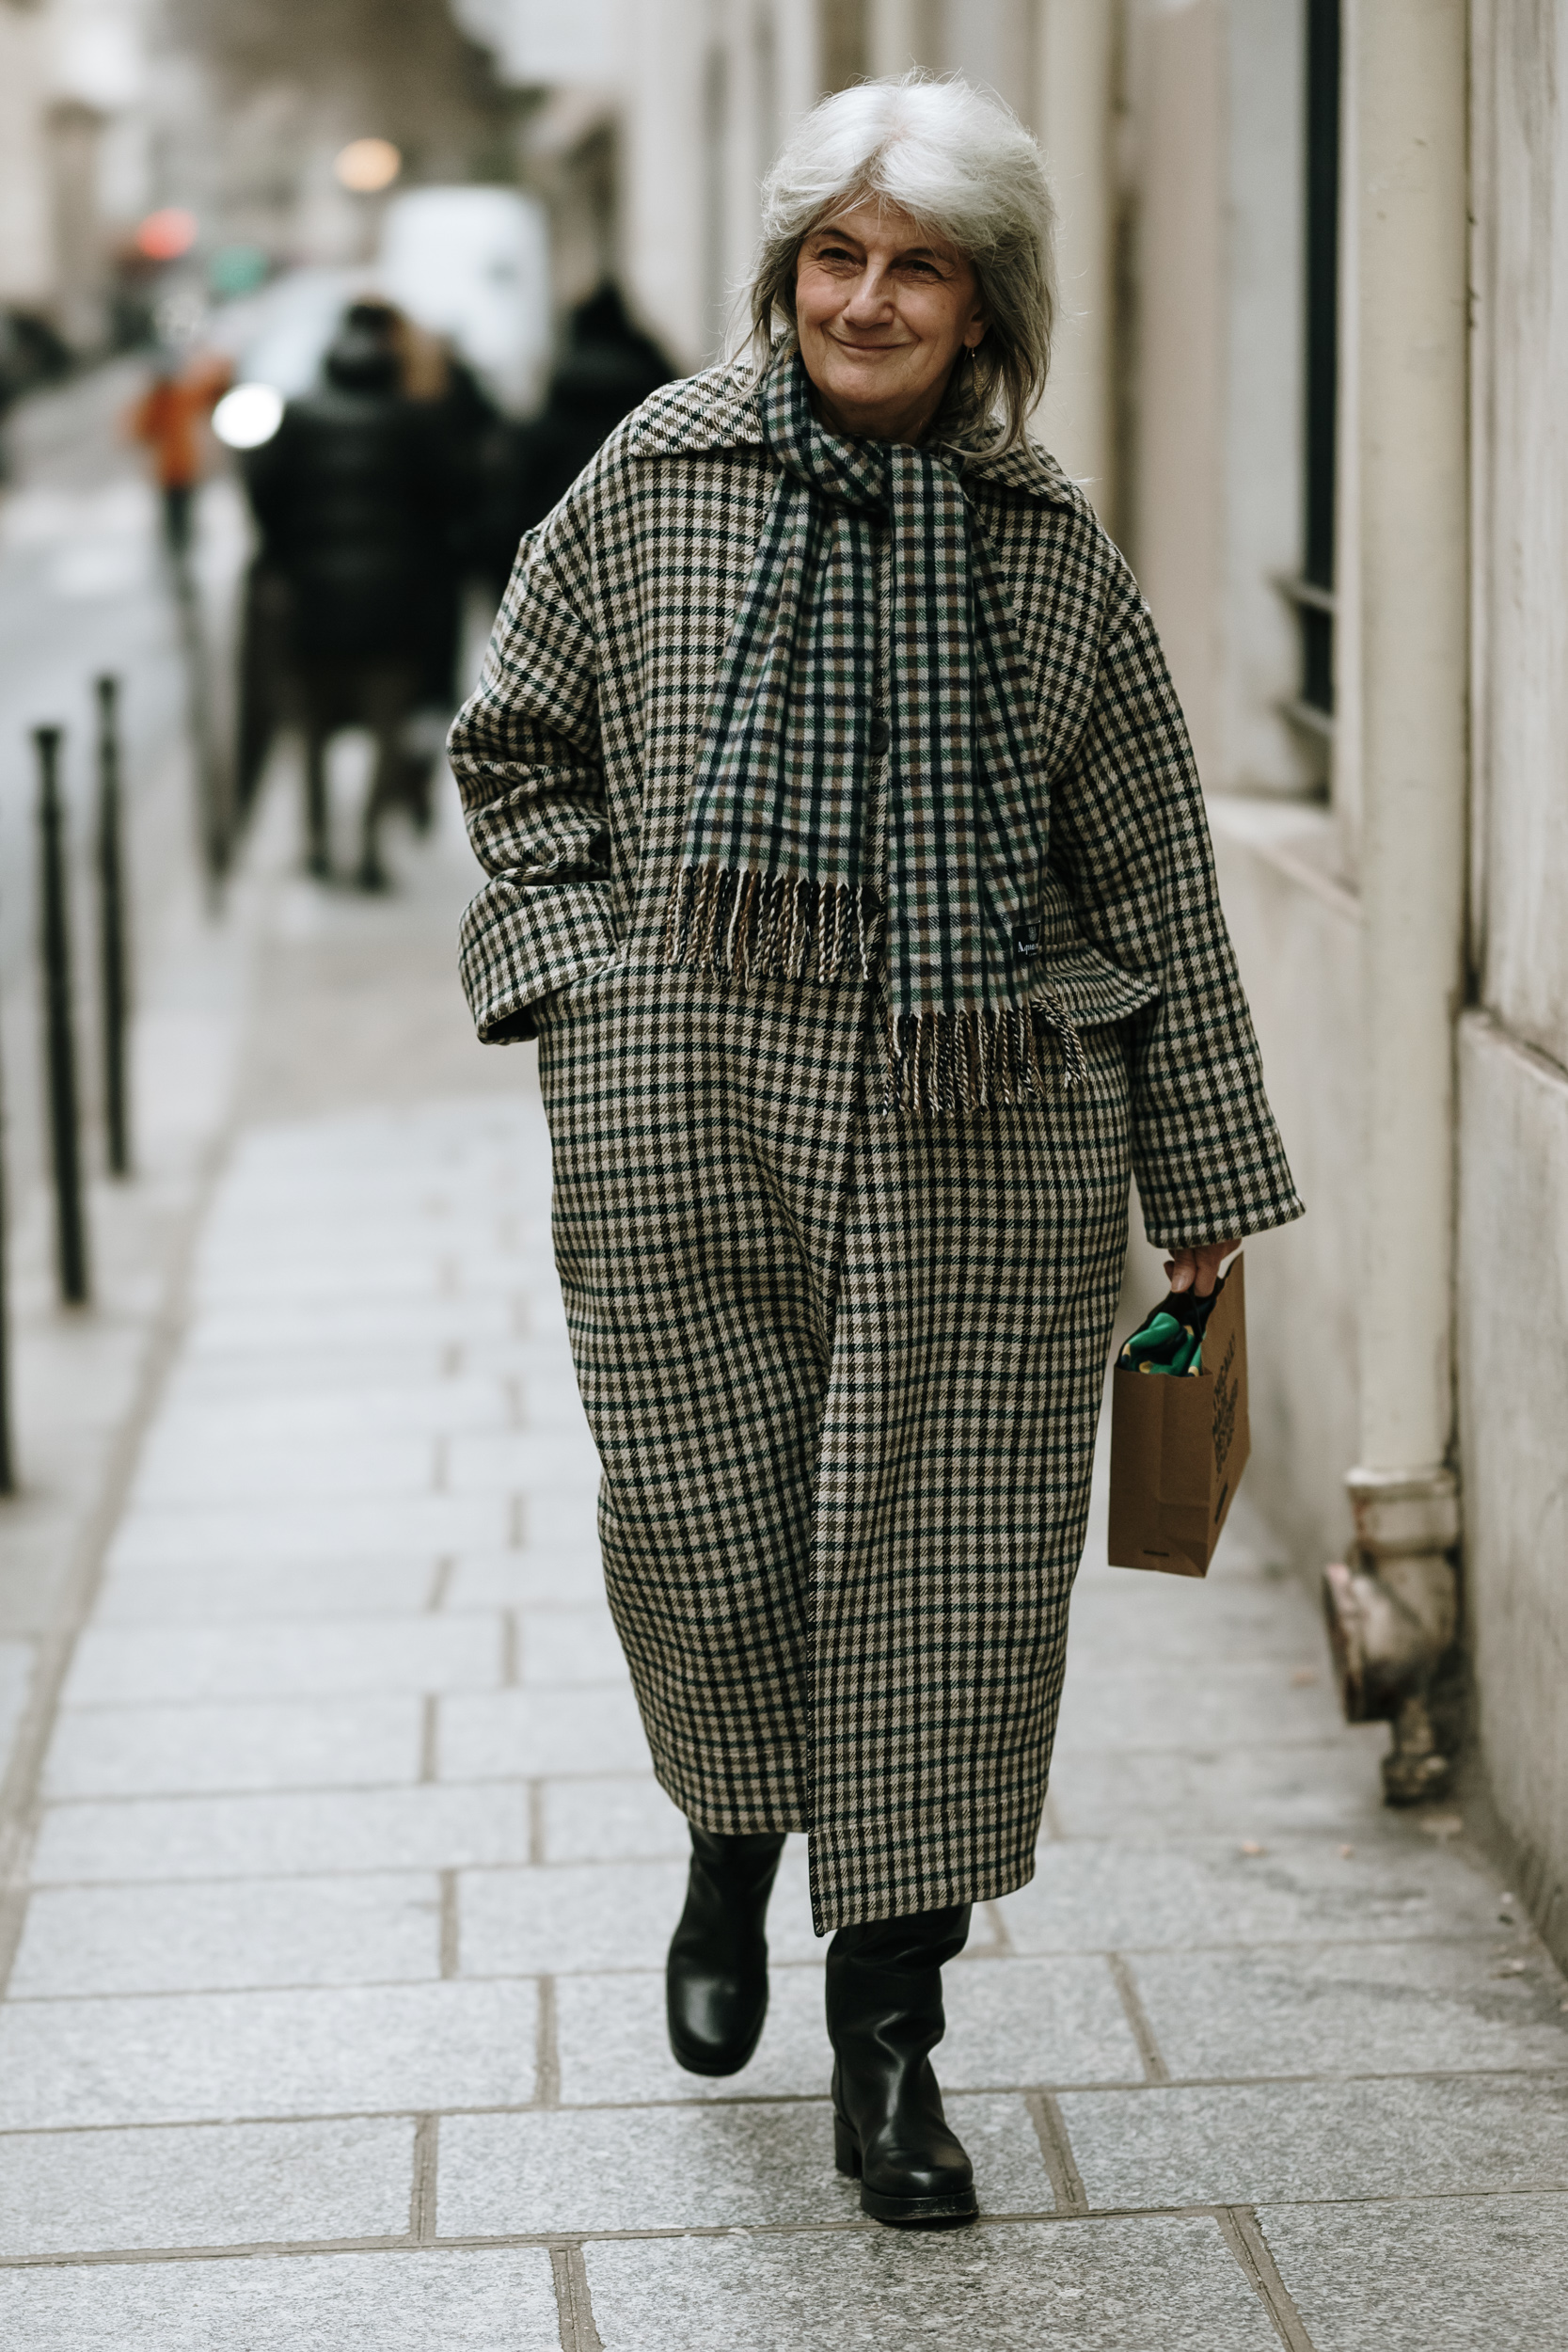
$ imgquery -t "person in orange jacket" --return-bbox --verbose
[127,350,232,558]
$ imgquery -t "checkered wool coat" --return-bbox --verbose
[450,362,1302,1932]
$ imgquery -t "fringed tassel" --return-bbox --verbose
[665,863,879,988]
[880,991,1085,1117]
[666,866,1085,1117]
[1030,984,1088,1089]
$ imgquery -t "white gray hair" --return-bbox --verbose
[747,73,1056,453]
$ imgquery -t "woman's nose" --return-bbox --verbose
[842,269,892,322]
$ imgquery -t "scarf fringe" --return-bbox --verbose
[663,862,1086,1118]
[880,991,1086,1117]
[664,863,877,987]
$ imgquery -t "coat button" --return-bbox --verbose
[869,715,891,757]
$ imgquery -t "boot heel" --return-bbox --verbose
[833,2118,863,2179]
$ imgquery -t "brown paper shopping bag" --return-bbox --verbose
[1107,1253,1250,1578]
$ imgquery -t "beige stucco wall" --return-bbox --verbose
[1461,2,1568,1951]
[618,0,821,371]
[1125,0,1225,777]
[1457,1016,1568,1962]
[1121,0,1353,1577]
[1472,1,1568,1073]
[0,8,55,309]
[1032,0,1117,518]
[1208,801,1363,1579]
[1124,0,1316,793]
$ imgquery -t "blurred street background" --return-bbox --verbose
[0,5,1565,2347]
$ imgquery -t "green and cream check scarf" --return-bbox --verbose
[665,351,1081,1114]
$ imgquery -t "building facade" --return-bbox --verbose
[0,0,158,351]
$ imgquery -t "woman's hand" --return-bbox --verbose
[1164,1239,1241,1298]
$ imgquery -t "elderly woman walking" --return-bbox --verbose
[450,75,1301,2226]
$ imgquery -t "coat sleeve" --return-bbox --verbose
[447,527,617,1042]
[1048,592,1305,1249]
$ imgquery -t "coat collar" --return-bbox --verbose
[626,359,1080,508]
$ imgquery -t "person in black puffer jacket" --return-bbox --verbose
[486,283,673,592]
[244,318,455,887]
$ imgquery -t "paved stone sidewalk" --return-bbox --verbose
[1,819,1565,2345]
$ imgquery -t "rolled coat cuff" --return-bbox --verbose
[1132,1154,1306,1252]
[459,876,619,1043]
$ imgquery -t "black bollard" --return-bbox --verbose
[34,726,89,1306]
[172,552,229,895]
[95,676,131,1176]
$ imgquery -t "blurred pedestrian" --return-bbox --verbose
[243,313,456,888]
[126,350,231,561]
[493,281,673,580]
[450,77,1303,2226]
[0,310,71,485]
[347,299,499,710]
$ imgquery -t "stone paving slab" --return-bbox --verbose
[1065,1560,1324,1661]
[458,1858,693,1976]
[554,1953,1142,2107]
[515,1606,627,1684]
[93,1560,441,1625]
[41,1693,425,1798]
[0,1979,536,2129]
[1053,1659,1351,1752]
[179,1296,522,1354]
[539,1772,690,1862]
[125,1435,436,1509]
[455,1844,822,1976]
[938,1955,1146,2088]
[444,1550,610,1609]
[1258,2193,1568,2352]
[103,1495,512,1571]
[0,2248,562,2352]
[438,2093,1053,2236]
[520,1489,602,1549]
[583,2215,1283,2351]
[11,1874,443,1996]
[31,1783,534,1883]
[161,1343,461,1396]
[62,1615,504,1708]
[447,1431,604,1495]
[138,1377,513,1446]
[440,1688,652,1779]
[1130,1937,1568,2079]
[1062,2071,1568,2207]
[1000,1833,1502,1951]
[182,1254,469,1303]
[557,1964,836,2105]
[0,2116,415,2256]
[1045,1735,1398,1840]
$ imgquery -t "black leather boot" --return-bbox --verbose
[666,1826,787,2075]
[827,1904,977,2226]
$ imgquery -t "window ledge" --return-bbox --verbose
[1206,792,1360,922]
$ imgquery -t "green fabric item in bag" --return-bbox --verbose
[1119,1311,1204,1376]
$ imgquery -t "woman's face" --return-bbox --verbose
[794,199,986,444]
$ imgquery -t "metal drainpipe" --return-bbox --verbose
[1321,0,1469,1804]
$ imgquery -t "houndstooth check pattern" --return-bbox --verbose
[667,352,1053,1115]
[449,361,1302,1930]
